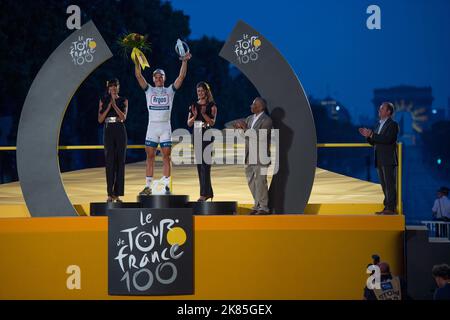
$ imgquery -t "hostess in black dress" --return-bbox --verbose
[189,101,216,199]
[101,95,128,198]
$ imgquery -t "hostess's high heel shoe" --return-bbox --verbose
[204,195,214,202]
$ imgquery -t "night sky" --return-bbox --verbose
[170,0,450,123]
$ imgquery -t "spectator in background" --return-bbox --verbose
[364,262,407,300]
[432,187,450,238]
[432,186,450,221]
[372,254,381,266]
[432,264,450,300]
[367,254,381,269]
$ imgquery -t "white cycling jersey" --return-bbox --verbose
[144,84,176,122]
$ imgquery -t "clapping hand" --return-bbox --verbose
[233,120,247,130]
[358,127,373,138]
[191,105,197,116]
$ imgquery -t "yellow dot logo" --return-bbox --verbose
[167,227,187,246]
[89,41,97,49]
[253,39,262,47]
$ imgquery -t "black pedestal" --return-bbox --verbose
[186,201,237,215]
[90,202,142,216]
[137,194,189,209]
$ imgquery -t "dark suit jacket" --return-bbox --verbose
[367,117,399,167]
[244,112,273,165]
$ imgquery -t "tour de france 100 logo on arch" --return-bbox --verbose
[234,33,262,64]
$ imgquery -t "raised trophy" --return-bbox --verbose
[175,38,190,60]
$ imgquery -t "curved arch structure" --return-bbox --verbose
[17,19,314,216]
[219,20,317,214]
[17,21,112,217]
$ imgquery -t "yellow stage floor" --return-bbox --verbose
[0,161,385,217]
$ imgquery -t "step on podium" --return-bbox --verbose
[90,201,142,216]
[90,195,238,216]
[137,194,190,209]
[186,201,237,215]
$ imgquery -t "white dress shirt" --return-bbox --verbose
[377,118,389,134]
[251,112,264,129]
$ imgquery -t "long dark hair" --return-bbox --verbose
[106,78,120,93]
[102,78,120,105]
[196,81,214,104]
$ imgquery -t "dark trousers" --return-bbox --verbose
[104,123,127,197]
[196,139,214,197]
[377,165,397,211]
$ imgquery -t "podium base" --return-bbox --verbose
[186,201,237,215]
[137,194,189,209]
[90,202,142,216]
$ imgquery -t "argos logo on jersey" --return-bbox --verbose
[151,94,170,106]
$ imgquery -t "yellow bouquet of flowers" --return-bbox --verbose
[118,33,151,70]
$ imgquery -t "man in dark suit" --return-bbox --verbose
[359,102,399,215]
[234,97,273,215]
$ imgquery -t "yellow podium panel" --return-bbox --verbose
[0,215,404,300]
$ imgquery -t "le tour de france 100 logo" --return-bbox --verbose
[108,208,194,296]
[69,35,97,66]
[234,33,262,64]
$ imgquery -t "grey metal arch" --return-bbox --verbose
[219,20,317,214]
[17,21,112,217]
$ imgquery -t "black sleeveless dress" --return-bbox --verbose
[101,95,127,197]
[190,101,215,128]
[189,101,216,198]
